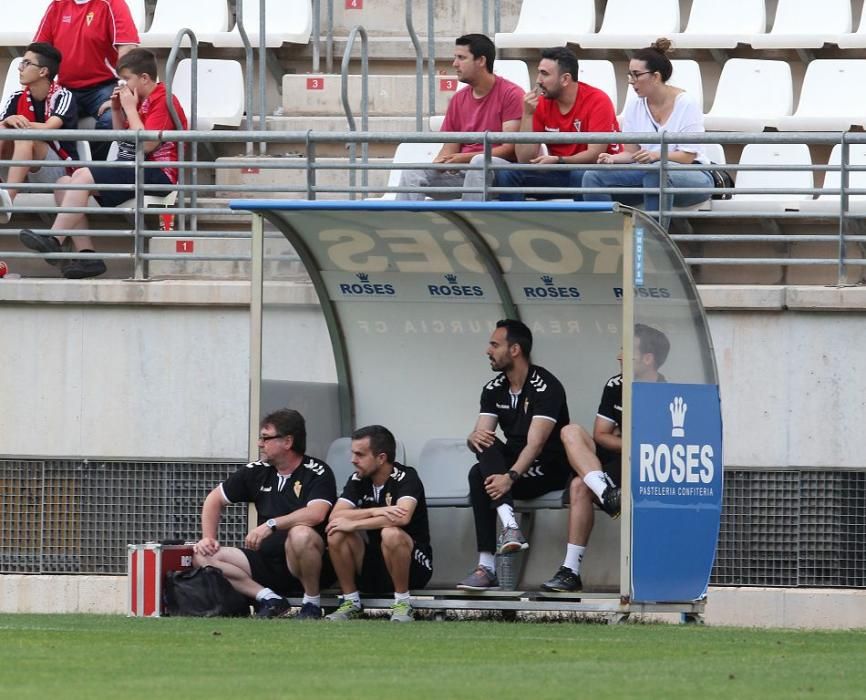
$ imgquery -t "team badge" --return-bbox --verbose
[86,12,95,26]
[573,119,582,132]
[294,481,302,498]
[385,493,392,506]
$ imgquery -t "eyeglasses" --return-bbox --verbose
[258,433,285,442]
[626,70,653,82]
[19,59,44,69]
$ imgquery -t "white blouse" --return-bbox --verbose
[622,91,706,163]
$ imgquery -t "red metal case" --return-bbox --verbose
[127,542,194,617]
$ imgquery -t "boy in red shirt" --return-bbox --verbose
[19,49,188,279]
[496,46,621,201]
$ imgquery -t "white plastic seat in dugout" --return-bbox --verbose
[776,60,866,131]
[577,0,680,50]
[711,144,813,213]
[578,60,617,112]
[703,59,792,132]
[140,0,230,47]
[750,0,851,49]
[620,60,703,118]
[417,438,475,507]
[0,0,50,47]
[376,141,443,200]
[494,0,595,49]
[798,144,866,215]
[669,0,766,49]
[325,437,407,493]
[172,59,244,130]
[209,0,312,48]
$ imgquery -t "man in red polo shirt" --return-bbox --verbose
[34,0,140,160]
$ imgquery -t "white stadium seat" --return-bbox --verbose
[140,0,230,47]
[712,144,814,213]
[621,60,703,116]
[750,0,851,49]
[776,60,866,131]
[799,144,866,214]
[209,0,312,47]
[417,438,474,506]
[704,59,793,132]
[0,0,51,47]
[578,60,617,112]
[171,59,245,130]
[836,10,866,49]
[1,59,23,113]
[669,0,766,49]
[578,0,680,49]
[494,0,595,49]
[126,0,147,34]
[377,142,443,199]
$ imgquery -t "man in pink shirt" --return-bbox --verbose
[396,34,523,201]
[34,0,140,160]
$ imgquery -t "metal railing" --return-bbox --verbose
[2,128,866,284]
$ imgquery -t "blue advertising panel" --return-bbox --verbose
[631,381,723,602]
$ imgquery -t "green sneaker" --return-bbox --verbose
[389,600,414,623]
[325,599,363,621]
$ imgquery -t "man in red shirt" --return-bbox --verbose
[495,47,621,201]
[395,34,523,200]
[18,49,187,279]
[34,0,140,160]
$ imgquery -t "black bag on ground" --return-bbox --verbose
[709,164,735,200]
[163,565,251,617]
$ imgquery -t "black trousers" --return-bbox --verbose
[468,439,571,553]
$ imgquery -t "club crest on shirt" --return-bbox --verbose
[294,481,302,498]
[385,493,393,506]
[573,119,582,132]
[86,12,95,26]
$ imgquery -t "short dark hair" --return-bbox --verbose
[496,319,533,358]
[540,46,579,82]
[455,33,495,73]
[261,408,306,454]
[632,38,674,82]
[117,48,159,80]
[635,324,670,368]
[26,42,61,81]
[351,424,396,463]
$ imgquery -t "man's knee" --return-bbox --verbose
[468,462,483,487]
[286,525,322,552]
[562,423,593,450]
[380,526,411,552]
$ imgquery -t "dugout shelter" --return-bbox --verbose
[231,199,724,618]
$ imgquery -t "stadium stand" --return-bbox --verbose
[0,0,50,48]
[139,0,231,48]
[799,144,866,214]
[749,0,851,49]
[776,60,866,131]
[577,0,680,49]
[836,8,866,48]
[710,143,814,213]
[208,0,313,47]
[493,0,596,49]
[668,0,766,49]
[171,59,245,130]
[704,59,793,132]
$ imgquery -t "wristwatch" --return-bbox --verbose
[507,469,520,482]
[266,518,277,532]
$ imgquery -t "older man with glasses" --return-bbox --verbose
[193,408,338,620]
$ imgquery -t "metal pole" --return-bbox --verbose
[235,0,255,156]
[259,0,267,156]
[326,0,335,74]
[406,1,423,131]
[620,214,637,605]
[312,0,321,73]
[341,26,368,199]
[133,131,145,279]
[427,0,435,121]
[482,0,489,36]
[837,133,850,285]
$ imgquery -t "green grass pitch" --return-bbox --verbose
[1,614,865,699]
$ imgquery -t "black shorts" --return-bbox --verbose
[241,535,335,597]
[89,164,173,207]
[357,534,433,595]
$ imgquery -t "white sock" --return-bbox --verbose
[302,594,320,607]
[255,588,281,602]
[496,503,519,529]
[478,552,496,571]
[394,591,410,602]
[583,470,609,500]
[564,544,586,575]
[344,591,361,607]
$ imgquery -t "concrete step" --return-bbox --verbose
[214,156,393,199]
[283,73,461,116]
[259,116,428,156]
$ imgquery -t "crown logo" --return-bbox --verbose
[356,273,369,282]
[444,273,457,284]
[669,397,687,437]
[541,275,554,286]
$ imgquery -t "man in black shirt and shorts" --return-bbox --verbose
[458,319,573,590]
[541,324,670,592]
[325,425,432,622]
[193,408,337,619]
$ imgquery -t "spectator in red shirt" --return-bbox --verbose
[34,0,140,160]
[495,47,621,201]
[18,49,188,279]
